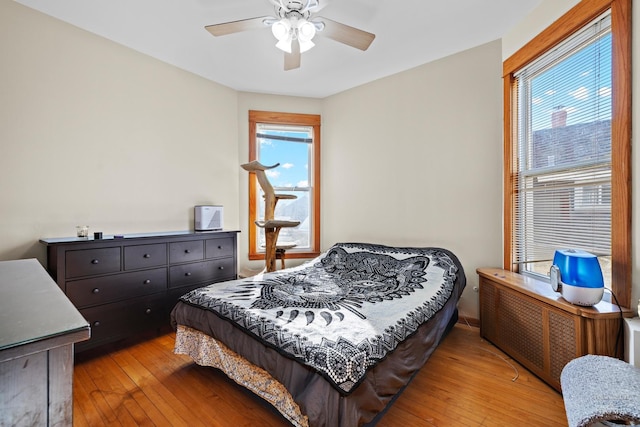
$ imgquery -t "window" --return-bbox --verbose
[248,110,321,261]
[503,0,631,307]
[513,12,612,284]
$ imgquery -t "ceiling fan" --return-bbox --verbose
[205,0,376,71]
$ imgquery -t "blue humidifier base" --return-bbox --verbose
[560,282,604,306]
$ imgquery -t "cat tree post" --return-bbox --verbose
[241,161,300,272]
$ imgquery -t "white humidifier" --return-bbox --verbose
[549,249,604,306]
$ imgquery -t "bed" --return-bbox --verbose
[170,242,466,426]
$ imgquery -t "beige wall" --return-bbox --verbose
[501,0,580,60]
[503,0,640,311]
[322,41,504,320]
[1,1,240,265]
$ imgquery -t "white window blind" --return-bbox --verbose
[512,11,612,281]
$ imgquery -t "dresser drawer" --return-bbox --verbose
[169,241,204,264]
[65,247,121,279]
[66,268,167,308]
[77,294,166,351]
[169,258,235,289]
[124,243,167,270]
[205,237,235,259]
[212,257,236,281]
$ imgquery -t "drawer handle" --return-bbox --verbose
[143,254,151,258]
[93,321,101,327]
[218,245,222,250]
[143,279,151,284]
[219,266,224,270]
[92,288,100,294]
[145,308,152,315]
[185,272,192,277]
[184,249,191,254]
[91,259,99,264]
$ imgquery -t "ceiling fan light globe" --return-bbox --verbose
[297,20,316,42]
[276,38,293,53]
[298,39,315,53]
[271,19,291,41]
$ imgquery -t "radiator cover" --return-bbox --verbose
[478,268,629,392]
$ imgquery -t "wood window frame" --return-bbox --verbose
[248,110,321,261]
[502,0,632,307]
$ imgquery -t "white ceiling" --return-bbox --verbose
[15,0,541,98]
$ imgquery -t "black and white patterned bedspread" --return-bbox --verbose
[179,243,460,394]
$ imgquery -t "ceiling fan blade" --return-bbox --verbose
[317,17,375,51]
[284,40,301,71]
[205,16,269,37]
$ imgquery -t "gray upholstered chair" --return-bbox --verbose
[561,355,640,427]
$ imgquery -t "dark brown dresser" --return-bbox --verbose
[40,230,239,352]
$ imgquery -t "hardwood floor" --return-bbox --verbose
[72,324,568,426]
